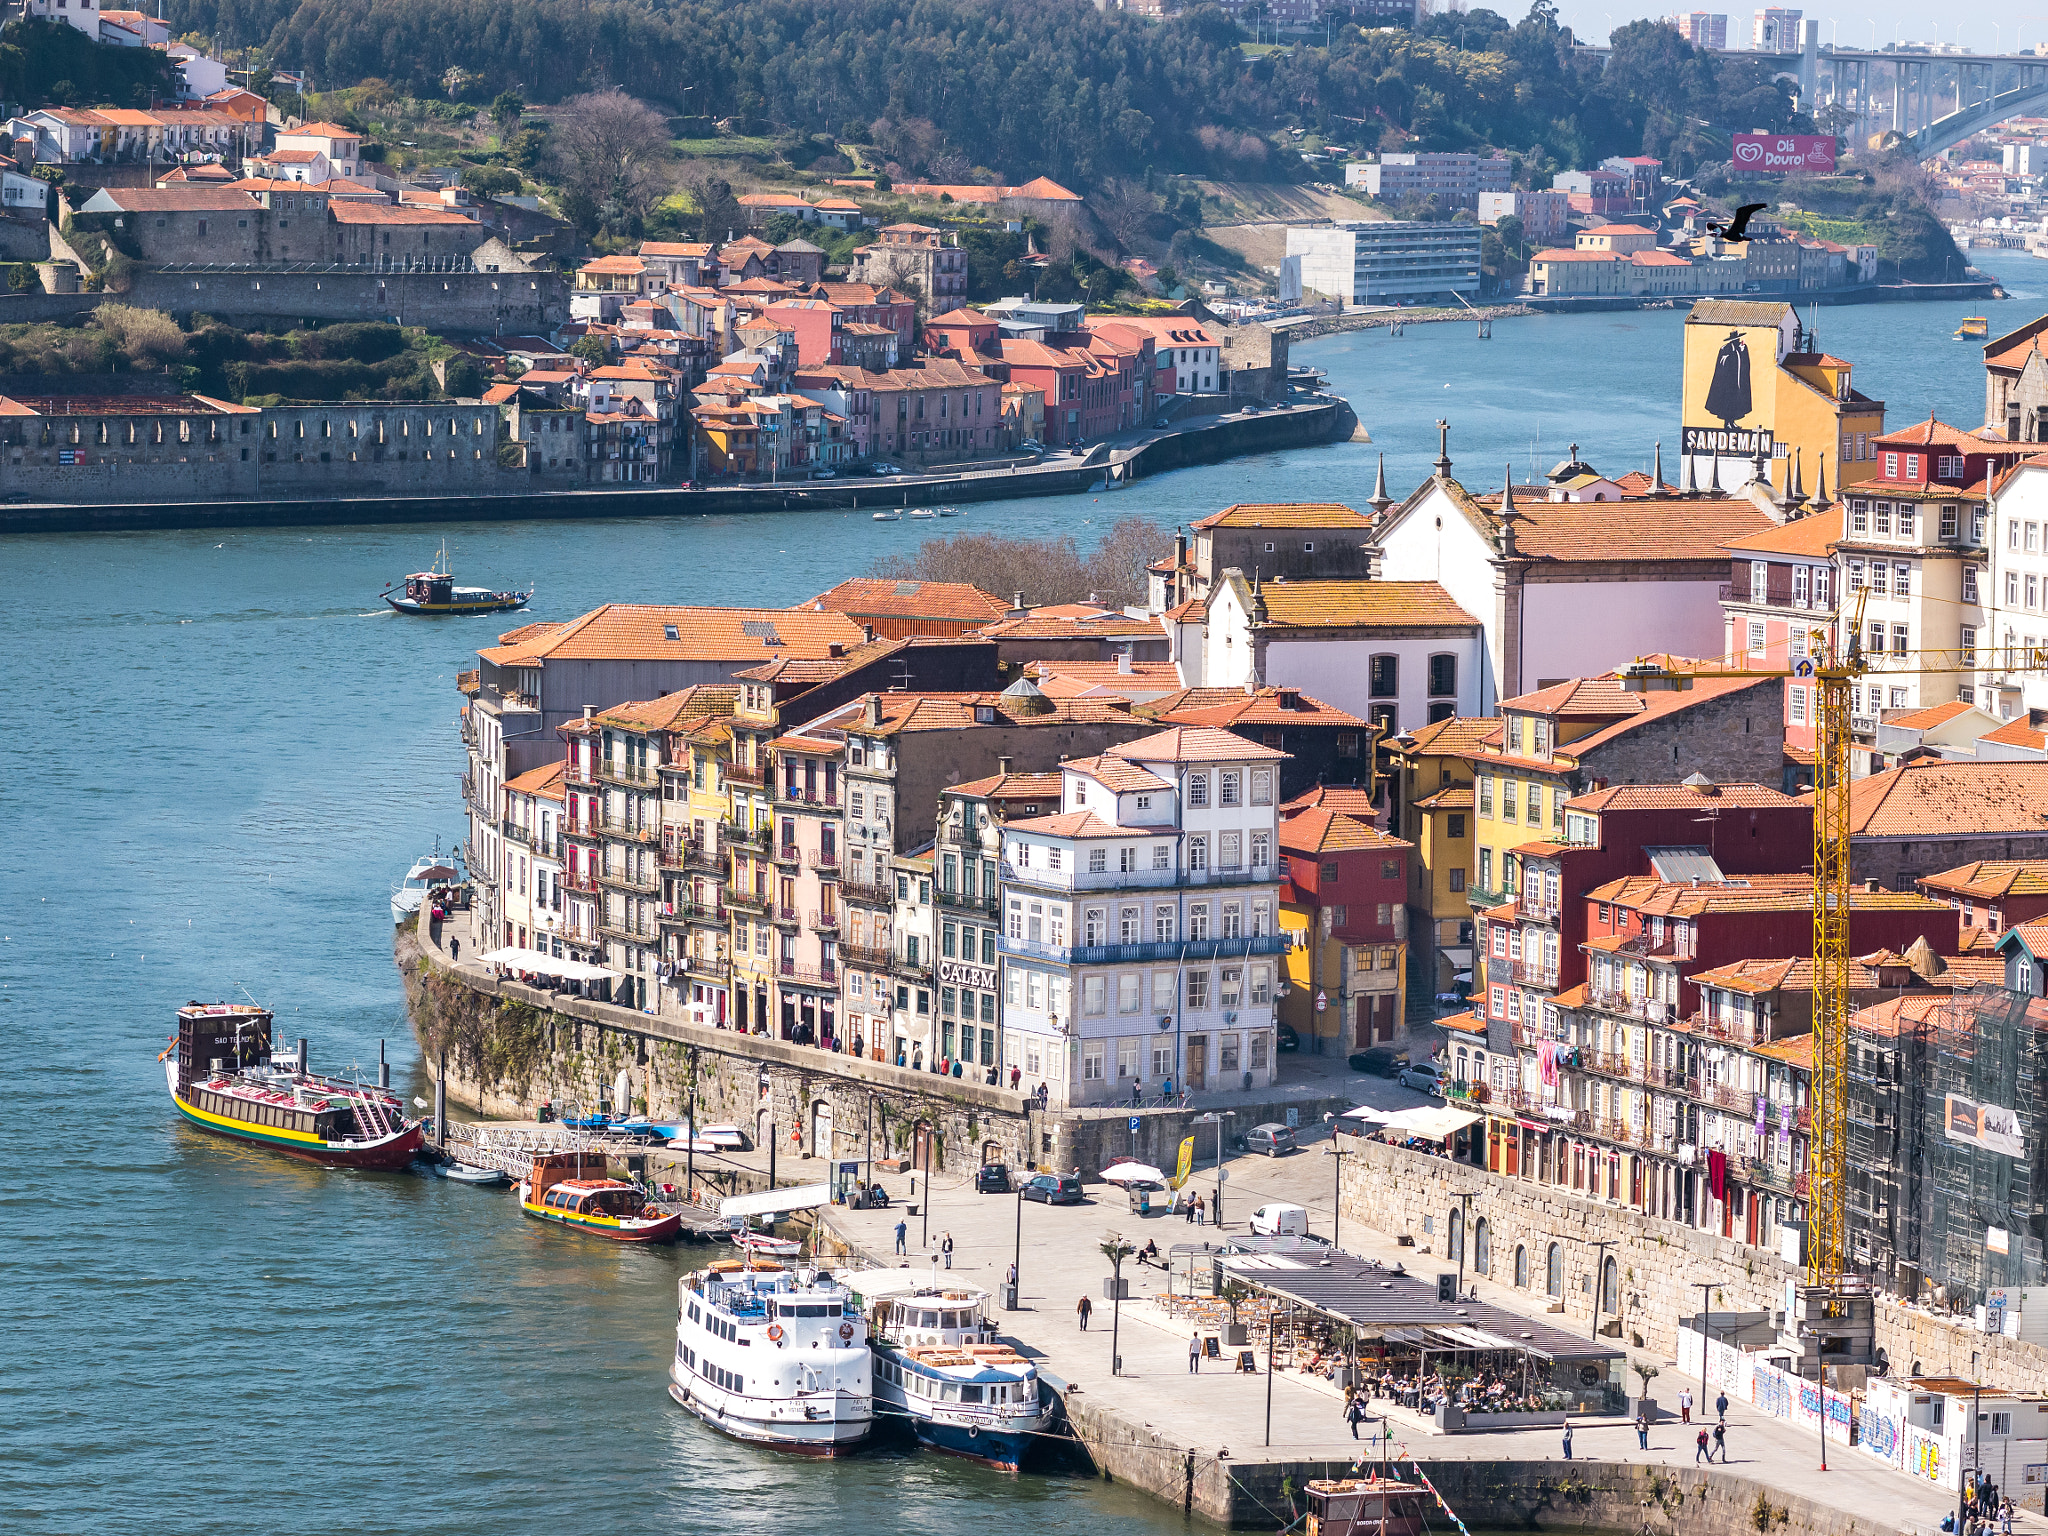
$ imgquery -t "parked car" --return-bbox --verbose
[1275,1022,1300,1053]
[1347,1047,1404,1077]
[812,468,837,479]
[1398,1063,1447,1095]
[1020,1173,1084,1205]
[974,1162,1013,1194]
[1244,1123,1297,1157]
[1248,1202,1309,1237]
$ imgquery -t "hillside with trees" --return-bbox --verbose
[162,0,1808,189]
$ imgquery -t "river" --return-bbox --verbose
[1,268,2036,1535]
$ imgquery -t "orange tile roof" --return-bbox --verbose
[808,691,1140,736]
[88,187,260,212]
[505,761,566,799]
[1918,860,2048,900]
[1282,783,1381,819]
[1847,761,2048,837]
[476,604,864,666]
[289,121,362,138]
[328,200,476,226]
[971,610,1163,642]
[1587,871,1945,919]
[799,578,1008,626]
[592,684,740,734]
[1394,716,1498,758]
[1875,416,1981,450]
[1108,724,1288,764]
[1493,668,1780,761]
[1564,782,1802,812]
[1722,508,1841,557]
[1472,490,1773,563]
[1409,786,1472,812]
[1886,700,1982,731]
[1191,502,1373,530]
[1279,808,1408,856]
[946,770,1065,802]
[1253,579,1479,630]
[1438,1009,1485,1036]
[1063,755,1174,793]
[1981,717,2048,752]
[1143,685,1366,729]
[731,636,906,684]
[1004,808,1142,838]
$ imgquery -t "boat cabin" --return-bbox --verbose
[884,1291,993,1347]
[538,1178,649,1218]
[401,571,456,605]
[175,1002,272,1090]
[1304,1478,1431,1536]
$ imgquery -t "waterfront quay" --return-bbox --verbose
[813,1121,2031,1535]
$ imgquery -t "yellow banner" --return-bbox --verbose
[1172,1136,1195,1189]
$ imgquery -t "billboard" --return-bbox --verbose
[1733,133,1838,176]
[1945,1094,2027,1158]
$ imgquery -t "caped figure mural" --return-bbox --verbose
[1706,330,1752,428]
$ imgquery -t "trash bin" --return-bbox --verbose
[1003,1283,1019,1311]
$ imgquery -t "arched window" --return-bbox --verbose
[1446,1206,1463,1264]
[1474,1218,1492,1276]
[1514,1244,1529,1288]
[1428,652,1458,699]
[1368,654,1398,698]
[1546,1242,1563,1298]
[1601,1254,1620,1316]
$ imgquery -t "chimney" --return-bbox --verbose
[1118,649,1133,674]
[862,624,876,643]
[1866,879,1881,893]
[1010,591,1028,616]
[866,694,883,726]
[582,705,592,723]
[998,755,1013,776]
[827,642,845,659]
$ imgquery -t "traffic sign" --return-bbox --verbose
[1129,1116,1141,1131]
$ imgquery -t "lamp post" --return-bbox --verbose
[1010,1182,1024,1310]
[1196,1110,1236,1227]
[1321,1123,1354,1251]
[920,1119,934,1252]
[1102,1233,1135,1377]
[1694,1278,1718,1418]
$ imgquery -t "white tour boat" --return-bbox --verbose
[390,848,455,927]
[669,1259,872,1456]
[847,1270,1051,1471]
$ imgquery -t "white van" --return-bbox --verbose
[1249,1202,1310,1237]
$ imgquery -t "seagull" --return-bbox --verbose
[1711,203,1767,242]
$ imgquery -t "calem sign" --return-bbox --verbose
[1732,133,1837,175]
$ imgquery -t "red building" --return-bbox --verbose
[1916,860,2048,937]
[1717,510,1839,790]
[1279,808,1413,1051]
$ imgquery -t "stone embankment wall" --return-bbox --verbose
[1279,305,1533,343]
[1339,1137,2048,1394]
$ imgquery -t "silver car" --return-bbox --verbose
[1399,1063,1447,1096]
[1244,1122,1297,1157]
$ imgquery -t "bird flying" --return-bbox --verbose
[1712,203,1767,242]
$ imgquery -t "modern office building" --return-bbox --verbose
[1285,222,1484,305]
[1344,152,1511,211]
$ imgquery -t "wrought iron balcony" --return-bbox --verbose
[841,878,896,907]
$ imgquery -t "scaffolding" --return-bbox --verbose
[1845,1000,1930,1290]
[1917,989,2048,1310]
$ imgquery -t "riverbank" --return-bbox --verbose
[0,394,1355,536]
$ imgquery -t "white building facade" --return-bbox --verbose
[500,763,566,957]
[998,727,1289,1108]
[1989,457,2048,722]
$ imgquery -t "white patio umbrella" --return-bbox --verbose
[1100,1162,1169,1185]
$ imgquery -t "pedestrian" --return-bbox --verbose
[1715,1390,1729,1424]
[1006,1261,1018,1289]
[1190,1330,1202,1374]
[1679,1387,1693,1424]
[1712,1422,1726,1463]
[1011,1064,1021,1090]
[1695,1428,1710,1464]
[1636,1412,1649,1449]
[1195,1193,1206,1227]
[942,1232,954,1270]
[1561,1419,1573,1460]
[450,938,460,960]
[1077,1294,1092,1331]
[2001,1498,2015,1536]
[894,1218,908,1255]
[1347,1396,1367,1439]
[1132,1080,1143,1108]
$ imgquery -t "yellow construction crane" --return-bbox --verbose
[1619,593,2043,1289]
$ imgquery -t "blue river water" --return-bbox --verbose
[0,267,2035,1535]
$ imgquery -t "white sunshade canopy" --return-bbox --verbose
[477,948,622,982]
[1378,1106,1485,1141]
[1100,1162,1169,1185]
[720,1182,833,1221]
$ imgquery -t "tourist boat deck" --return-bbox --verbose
[519,1151,682,1242]
[1303,1477,1433,1536]
[670,1259,872,1455]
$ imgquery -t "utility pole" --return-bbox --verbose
[920,1121,933,1251]
[1694,1278,1718,1418]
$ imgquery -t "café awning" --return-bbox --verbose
[477,947,623,982]
[1378,1106,1484,1142]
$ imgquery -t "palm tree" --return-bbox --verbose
[1101,1231,1136,1376]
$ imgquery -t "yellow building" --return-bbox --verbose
[1680,298,1885,494]
[1390,716,1493,992]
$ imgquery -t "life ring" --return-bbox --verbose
[839,1322,854,1341]
[968,1424,979,1439]
[767,1324,784,1342]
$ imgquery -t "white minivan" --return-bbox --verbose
[1248,1202,1310,1237]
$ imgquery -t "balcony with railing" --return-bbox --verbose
[599,920,657,945]
[839,940,893,971]
[563,872,599,894]
[723,818,770,849]
[724,886,769,914]
[777,959,838,988]
[535,835,564,861]
[563,816,601,843]
[724,760,766,788]
[681,900,725,926]
[600,816,662,844]
[893,952,934,982]
[1587,987,1679,1024]
[772,905,802,927]
[1001,933,1290,966]
[599,761,657,788]
[598,866,660,894]
[776,782,840,809]
[810,908,841,935]
[773,844,804,868]
[1510,958,1559,988]
[809,849,842,876]
[1686,1009,1767,1046]
[685,839,726,874]
[503,821,533,848]
[687,955,732,982]
[841,878,896,908]
[936,885,1001,914]
[1717,580,1832,615]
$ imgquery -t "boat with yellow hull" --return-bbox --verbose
[163,1002,423,1171]
[1957,317,1989,340]
[519,1151,683,1242]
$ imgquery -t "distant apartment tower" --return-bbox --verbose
[1752,7,1801,51]
[1345,152,1511,211]
[1476,189,1570,244]
[1286,222,1483,305]
[1670,11,1727,48]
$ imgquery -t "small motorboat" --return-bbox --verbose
[937,507,963,517]
[730,1230,804,1258]
[383,542,529,615]
[907,508,937,520]
[1956,317,1989,340]
[392,846,457,927]
[443,1162,509,1186]
[520,1153,682,1243]
[872,510,902,522]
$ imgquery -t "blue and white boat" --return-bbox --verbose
[845,1271,1052,1471]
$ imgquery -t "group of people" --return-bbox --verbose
[1179,1191,1210,1225]
[1943,1473,2015,1536]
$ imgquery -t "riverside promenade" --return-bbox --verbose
[818,1116,2044,1534]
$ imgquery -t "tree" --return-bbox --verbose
[548,89,673,238]
[491,90,525,133]
[569,334,610,366]
[1086,516,1169,609]
[1100,1230,1136,1376]
[461,164,521,198]
[92,303,186,368]
[678,165,743,242]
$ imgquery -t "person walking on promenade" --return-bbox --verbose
[1695,1428,1710,1463]
[1712,1422,1727,1462]
[894,1219,908,1255]
[1636,1412,1649,1449]
[1189,1331,1202,1374]
[1679,1387,1693,1424]
[1077,1295,1092,1331]
[1561,1420,1574,1460]
[2001,1497,2015,1535]
[1194,1193,1206,1227]
[1347,1396,1367,1439]
[942,1232,954,1269]
[1715,1390,1729,1423]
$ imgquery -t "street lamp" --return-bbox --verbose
[1694,1278,1718,1419]
[919,1119,934,1252]
[1010,1180,1024,1311]
[1321,1116,1357,1251]
[1101,1232,1135,1377]
[1195,1110,1236,1227]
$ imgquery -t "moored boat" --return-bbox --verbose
[847,1271,1050,1471]
[670,1259,872,1455]
[391,849,456,926]
[1302,1477,1434,1536]
[163,1002,423,1170]
[1956,316,1989,340]
[871,510,903,522]
[518,1151,682,1241]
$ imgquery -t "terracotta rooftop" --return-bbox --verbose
[476,604,864,666]
[1722,507,1841,557]
[1980,717,2048,752]
[505,761,566,799]
[1471,489,1773,563]
[1845,761,2048,838]
[328,200,477,225]
[1564,782,1803,812]
[1253,579,1479,630]
[590,684,741,734]
[1279,808,1408,856]
[971,610,1163,642]
[1141,685,1366,729]
[799,578,1009,626]
[1004,808,1147,838]
[1062,755,1174,794]
[1107,724,1289,765]
[1874,416,1982,450]
[807,690,1139,737]
[1918,860,2048,901]
[1282,783,1382,820]
[1394,715,1499,759]
[1885,700,1982,731]
[1191,502,1374,531]
[1585,871,1947,920]
[1491,667,1780,762]
[945,770,1065,803]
